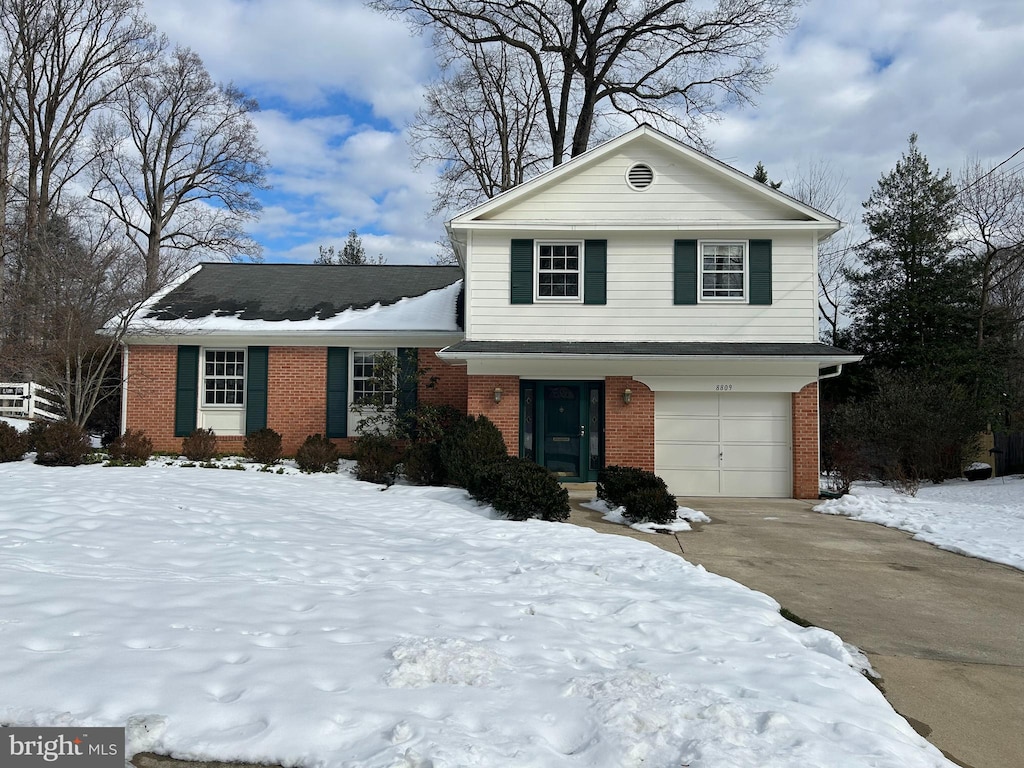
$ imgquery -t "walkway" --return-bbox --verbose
[569,495,1024,768]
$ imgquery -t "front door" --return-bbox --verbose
[521,381,603,482]
[542,384,582,478]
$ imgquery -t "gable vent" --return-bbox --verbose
[626,163,655,190]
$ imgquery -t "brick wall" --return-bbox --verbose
[418,348,468,411]
[124,345,180,453]
[604,376,655,471]
[792,381,819,499]
[467,375,520,456]
[267,347,328,455]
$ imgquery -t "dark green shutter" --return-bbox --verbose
[326,347,349,438]
[510,239,534,304]
[397,348,418,416]
[174,345,199,437]
[245,346,268,434]
[673,240,698,305]
[749,239,773,305]
[583,240,607,305]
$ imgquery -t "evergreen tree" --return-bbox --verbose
[753,161,782,189]
[846,134,973,375]
[340,229,367,264]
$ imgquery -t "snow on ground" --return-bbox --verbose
[0,458,953,768]
[583,498,712,533]
[815,477,1024,571]
[1,415,31,431]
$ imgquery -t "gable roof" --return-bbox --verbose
[124,263,464,335]
[447,125,839,247]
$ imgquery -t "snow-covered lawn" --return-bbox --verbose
[815,477,1024,571]
[0,456,953,767]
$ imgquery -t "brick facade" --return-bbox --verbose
[604,376,655,471]
[125,345,469,457]
[467,375,520,456]
[792,381,819,499]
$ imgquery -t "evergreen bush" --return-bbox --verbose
[107,429,153,464]
[0,422,28,462]
[34,421,92,466]
[403,441,444,486]
[181,428,217,461]
[354,433,402,485]
[439,414,508,489]
[597,465,678,524]
[24,420,49,452]
[244,427,283,465]
[402,404,465,485]
[470,457,570,522]
[295,434,340,473]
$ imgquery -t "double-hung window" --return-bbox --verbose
[700,242,747,301]
[203,349,245,406]
[352,350,394,407]
[536,242,582,301]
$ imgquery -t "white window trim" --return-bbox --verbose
[348,348,397,435]
[697,240,749,303]
[201,347,246,409]
[534,240,584,303]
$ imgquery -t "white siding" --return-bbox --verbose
[466,229,818,342]
[482,142,809,223]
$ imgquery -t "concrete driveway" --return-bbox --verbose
[569,495,1024,768]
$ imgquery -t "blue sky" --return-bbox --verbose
[145,0,1024,264]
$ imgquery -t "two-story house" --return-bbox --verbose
[118,125,858,498]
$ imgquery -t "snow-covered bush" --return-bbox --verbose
[469,456,569,521]
[34,421,92,466]
[107,429,153,465]
[181,428,217,461]
[244,427,283,465]
[0,422,28,462]
[295,434,339,473]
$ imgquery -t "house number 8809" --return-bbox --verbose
[715,384,734,391]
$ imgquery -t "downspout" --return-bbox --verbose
[120,343,129,436]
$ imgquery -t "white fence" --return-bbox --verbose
[0,382,61,422]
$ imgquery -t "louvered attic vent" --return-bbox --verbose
[626,163,654,190]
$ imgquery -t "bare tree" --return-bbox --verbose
[787,158,856,344]
[90,46,267,297]
[374,0,802,167]
[0,0,155,234]
[314,230,385,265]
[410,43,548,215]
[957,158,1024,347]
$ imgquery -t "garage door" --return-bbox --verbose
[655,392,792,497]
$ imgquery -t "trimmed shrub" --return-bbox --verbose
[354,433,402,485]
[107,429,153,464]
[596,465,649,507]
[403,441,444,486]
[401,404,466,486]
[439,414,508,489]
[620,485,678,525]
[244,428,283,465]
[597,465,678,524]
[470,457,570,522]
[295,434,340,473]
[24,420,49,452]
[0,422,28,462]
[34,421,92,466]
[181,428,217,462]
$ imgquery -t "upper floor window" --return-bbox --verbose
[352,349,395,406]
[203,349,245,406]
[700,242,747,301]
[536,242,582,301]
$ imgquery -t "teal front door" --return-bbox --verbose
[542,384,582,478]
[521,381,603,482]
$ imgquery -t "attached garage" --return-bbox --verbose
[655,391,792,497]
